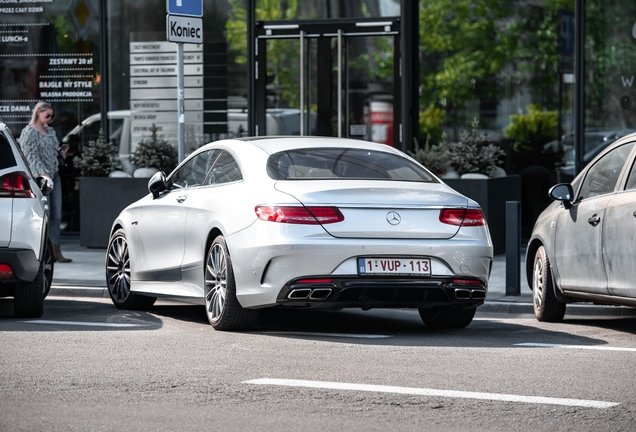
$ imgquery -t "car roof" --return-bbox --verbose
[217,136,405,156]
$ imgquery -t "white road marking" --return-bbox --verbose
[23,320,146,328]
[516,343,636,352]
[261,331,393,339]
[243,378,620,409]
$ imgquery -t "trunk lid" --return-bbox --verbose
[275,180,469,239]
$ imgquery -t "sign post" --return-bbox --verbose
[166,0,203,162]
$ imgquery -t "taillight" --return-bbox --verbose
[0,172,36,198]
[0,264,14,279]
[451,278,482,285]
[295,278,333,284]
[255,206,344,224]
[439,209,486,227]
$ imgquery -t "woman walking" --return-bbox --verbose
[20,101,72,262]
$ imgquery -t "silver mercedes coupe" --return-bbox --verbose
[106,137,493,331]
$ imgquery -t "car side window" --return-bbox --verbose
[578,143,634,200]
[170,150,219,189]
[205,150,242,185]
[623,147,636,191]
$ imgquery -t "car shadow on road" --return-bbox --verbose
[248,307,628,348]
[0,298,164,332]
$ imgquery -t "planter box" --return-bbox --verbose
[79,177,150,248]
[444,175,521,255]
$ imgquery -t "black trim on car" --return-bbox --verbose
[0,248,39,282]
[276,276,487,309]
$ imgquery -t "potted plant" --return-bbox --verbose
[73,130,149,248]
[130,124,178,178]
[412,120,520,254]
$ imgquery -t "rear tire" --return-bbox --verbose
[106,229,156,310]
[419,306,476,329]
[14,252,45,318]
[532,246,565,322]
[204,236,259,331]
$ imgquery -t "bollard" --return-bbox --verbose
[505,201,521,296]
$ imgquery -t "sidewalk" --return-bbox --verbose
[50,236,636,317]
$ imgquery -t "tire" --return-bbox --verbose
[532,246,566,322]
[419,306,476,329]
[204,236,259,331]
[106,229,156,310]
[14,252,45,318]
[43,239,54,299]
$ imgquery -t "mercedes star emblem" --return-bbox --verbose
[386,211,401,225]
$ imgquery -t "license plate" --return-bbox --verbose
[357,258,431,276]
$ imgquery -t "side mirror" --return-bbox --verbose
[548,183,574,209]
[36,176,53,196]
[148,171,167,198]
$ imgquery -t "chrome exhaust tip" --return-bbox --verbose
[288,289,311,299]
[454,288,471,300]
[309,288,332,300]
[470,289,486,300]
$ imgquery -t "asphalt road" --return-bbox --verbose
[2,297,636,432]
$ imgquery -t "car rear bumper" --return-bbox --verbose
[0,248,39,283]
[276,277,487,309]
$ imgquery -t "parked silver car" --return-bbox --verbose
[0,119,54,317]
[106,137,493,331]
[527,132,636,321]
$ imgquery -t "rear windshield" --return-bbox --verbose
[267,148,437,182]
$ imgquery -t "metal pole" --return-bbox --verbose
[247,0,255,136]
[574,0,585,176]
[300,30,305,136]
[505,201,521,296]
[337,29,342,138]
[99,0,109,142]
[177,42,185,162]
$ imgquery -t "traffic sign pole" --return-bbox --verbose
[177,42,185,163]
[166,0,203,162]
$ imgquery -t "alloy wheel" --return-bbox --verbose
[533,256,544,310]
[205,243,227,323]
[106,235,131,303]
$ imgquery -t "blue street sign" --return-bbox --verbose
[166,0,202,17]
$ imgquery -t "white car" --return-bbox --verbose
[106,137,493,330]
[0,120,54,317]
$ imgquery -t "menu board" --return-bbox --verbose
[0,0,99,135]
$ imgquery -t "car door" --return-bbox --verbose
[554,142,634,294]
[602,142,636,299]
[180,150,248,274]
[135,150,217,281]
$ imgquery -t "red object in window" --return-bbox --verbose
[439,209,486,227]
[0,172,36,198]
[255,206,344,224]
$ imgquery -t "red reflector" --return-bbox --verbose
[452,279,482,285]
[0,264,14,279]
[255,206,344,224]
[439,209,485,227]
[295,278,333,284]
[0,172,36,198]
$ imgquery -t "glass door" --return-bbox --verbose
[254,19,400,146]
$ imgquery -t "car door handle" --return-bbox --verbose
[176,195,188,203]
[588,214,601,226]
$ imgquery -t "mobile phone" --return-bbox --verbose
[59,143,70,151]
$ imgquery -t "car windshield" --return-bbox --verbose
[267,148,437,182]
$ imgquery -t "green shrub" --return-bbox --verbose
[72,129,117,177]
[130,124,178,173]
[504,104,558,153]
